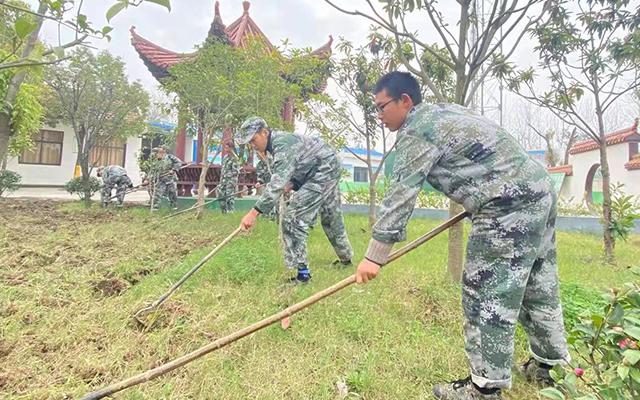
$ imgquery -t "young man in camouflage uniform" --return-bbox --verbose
[218,138,241,214]
[97,165,133,208]
[151,147,183,211]
[237,117,353,284]
[355,72,569,399]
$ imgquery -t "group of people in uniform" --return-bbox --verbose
[98,147,183,211]
[98,70,569,400]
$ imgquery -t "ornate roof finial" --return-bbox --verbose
[243,1,250,14]
[215,1,220,17]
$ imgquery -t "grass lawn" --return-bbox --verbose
[0,199,638,399]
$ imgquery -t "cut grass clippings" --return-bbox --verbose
[0,198,638,399]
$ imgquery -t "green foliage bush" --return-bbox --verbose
[0,169,21,196]
[342,180,449,210]
[608,184,640,246]
[541,269,640,400]
[64,176,101,201]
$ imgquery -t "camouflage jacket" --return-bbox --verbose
[256,154,273,185]
[372,103,553,244]
[101,165,128,185]
[156,154,183,181]
[254,131,339,215]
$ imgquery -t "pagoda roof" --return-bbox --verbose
[130,1,332,81]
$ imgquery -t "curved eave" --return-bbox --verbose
[130,26,194,81]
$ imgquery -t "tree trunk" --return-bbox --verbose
[368,175,377,228]
[0,113,11,170]
[444,3,471,283]
[76,149,91,208]
[365,131,376,227]
[195,130,209,219]
[598,139,614,262]
[593,81,614,262]
[447,202,465,281]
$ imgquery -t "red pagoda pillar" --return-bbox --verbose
[175,115,186,161]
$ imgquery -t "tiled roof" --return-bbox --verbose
[547,164,573,176]
[569,121,639,154]
[225,1,274,50]
[625,155,640,171]
[131,1,332,81]
[130,27,193,79]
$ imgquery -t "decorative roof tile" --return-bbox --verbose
[547,164,573,176]
[131,1,332,85]
[625,155,640,171]
[569,120,639,155]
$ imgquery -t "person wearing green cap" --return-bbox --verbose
[237,116,353,285]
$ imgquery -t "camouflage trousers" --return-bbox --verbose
[151,177,178,209]
[218,180,238,214]
[463,191,569,389]
[101,175,132,206]
[281,177,353,270]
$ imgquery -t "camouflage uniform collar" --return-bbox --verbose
[399,105,419,133]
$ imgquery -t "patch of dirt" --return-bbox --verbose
[122,268,155,285]
[0,302,18,318]
[72,363,108,385]
[0,339,12,358]
[93,276,128,297]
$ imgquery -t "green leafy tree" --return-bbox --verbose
[302,36,420,227]
[501,0,640,262]
[45,48,149,206]
[165,39,324,217]
[0,0,171,168]
[323,0,551,280]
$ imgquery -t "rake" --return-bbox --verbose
[82,211,469,399]
[132,226,243,328]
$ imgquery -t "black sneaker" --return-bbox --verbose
[519,357,554,385]
[432,377,501,400]
[331,259,352,267]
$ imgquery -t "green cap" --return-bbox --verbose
[237,116,267,145]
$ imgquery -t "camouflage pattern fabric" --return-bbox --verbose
[255,154,280,221]
[256,155,272,185]
[255,131,353,269]
[151,153,183,209]
[218,150,241,213]
[368,103,569,389]
[100,165,132,206]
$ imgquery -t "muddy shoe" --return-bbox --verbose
[432,377,501,400]
[519,358,554,385]
[331,259,352,267]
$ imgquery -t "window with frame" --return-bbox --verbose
[91,138,127,167]
[353,166,369,183]
[19,130,64,165]
[630,142,638,160]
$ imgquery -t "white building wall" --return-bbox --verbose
[339,152,382,182]
[7,124,143,186]
[561,143,640,201]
